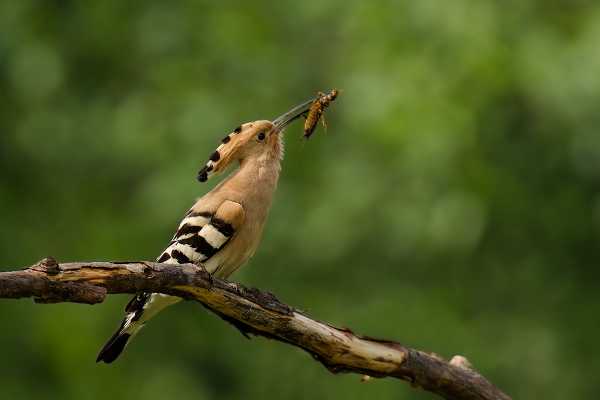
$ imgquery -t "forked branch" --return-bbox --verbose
[0,258,511,400]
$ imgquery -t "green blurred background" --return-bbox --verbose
[1,1,599,399]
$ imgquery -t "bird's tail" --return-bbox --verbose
[97,293,180,363]
[96,323,136,363]
[96,292,149,363]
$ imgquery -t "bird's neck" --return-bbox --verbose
[238,134,283,192]
[237,152,281,196]
[218,138,284,215]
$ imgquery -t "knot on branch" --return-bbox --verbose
[450,355,474,371]
[31,257,60,275]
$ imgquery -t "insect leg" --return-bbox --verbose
[321,114,328,132]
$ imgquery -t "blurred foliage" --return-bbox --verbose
[1,1,599,399]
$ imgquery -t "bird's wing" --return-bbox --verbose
[119,200,246,332]
[156,200,245,267]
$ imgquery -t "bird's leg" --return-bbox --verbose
[197,262,214,288]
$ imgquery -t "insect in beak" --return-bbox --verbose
[272,97,318,133]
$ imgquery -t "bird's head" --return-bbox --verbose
[197,98,316,182]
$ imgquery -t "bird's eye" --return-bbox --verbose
[257,132,266,141]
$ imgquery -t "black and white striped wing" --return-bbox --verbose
[157,200,245,266]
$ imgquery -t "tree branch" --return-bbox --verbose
[0,258,511,400]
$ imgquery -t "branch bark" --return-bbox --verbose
[0,258,511,400]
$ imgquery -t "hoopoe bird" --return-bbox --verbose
[96,97,318,363]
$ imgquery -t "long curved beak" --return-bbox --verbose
[272,97,317,132]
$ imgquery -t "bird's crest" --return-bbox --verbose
[197,125,245,182]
